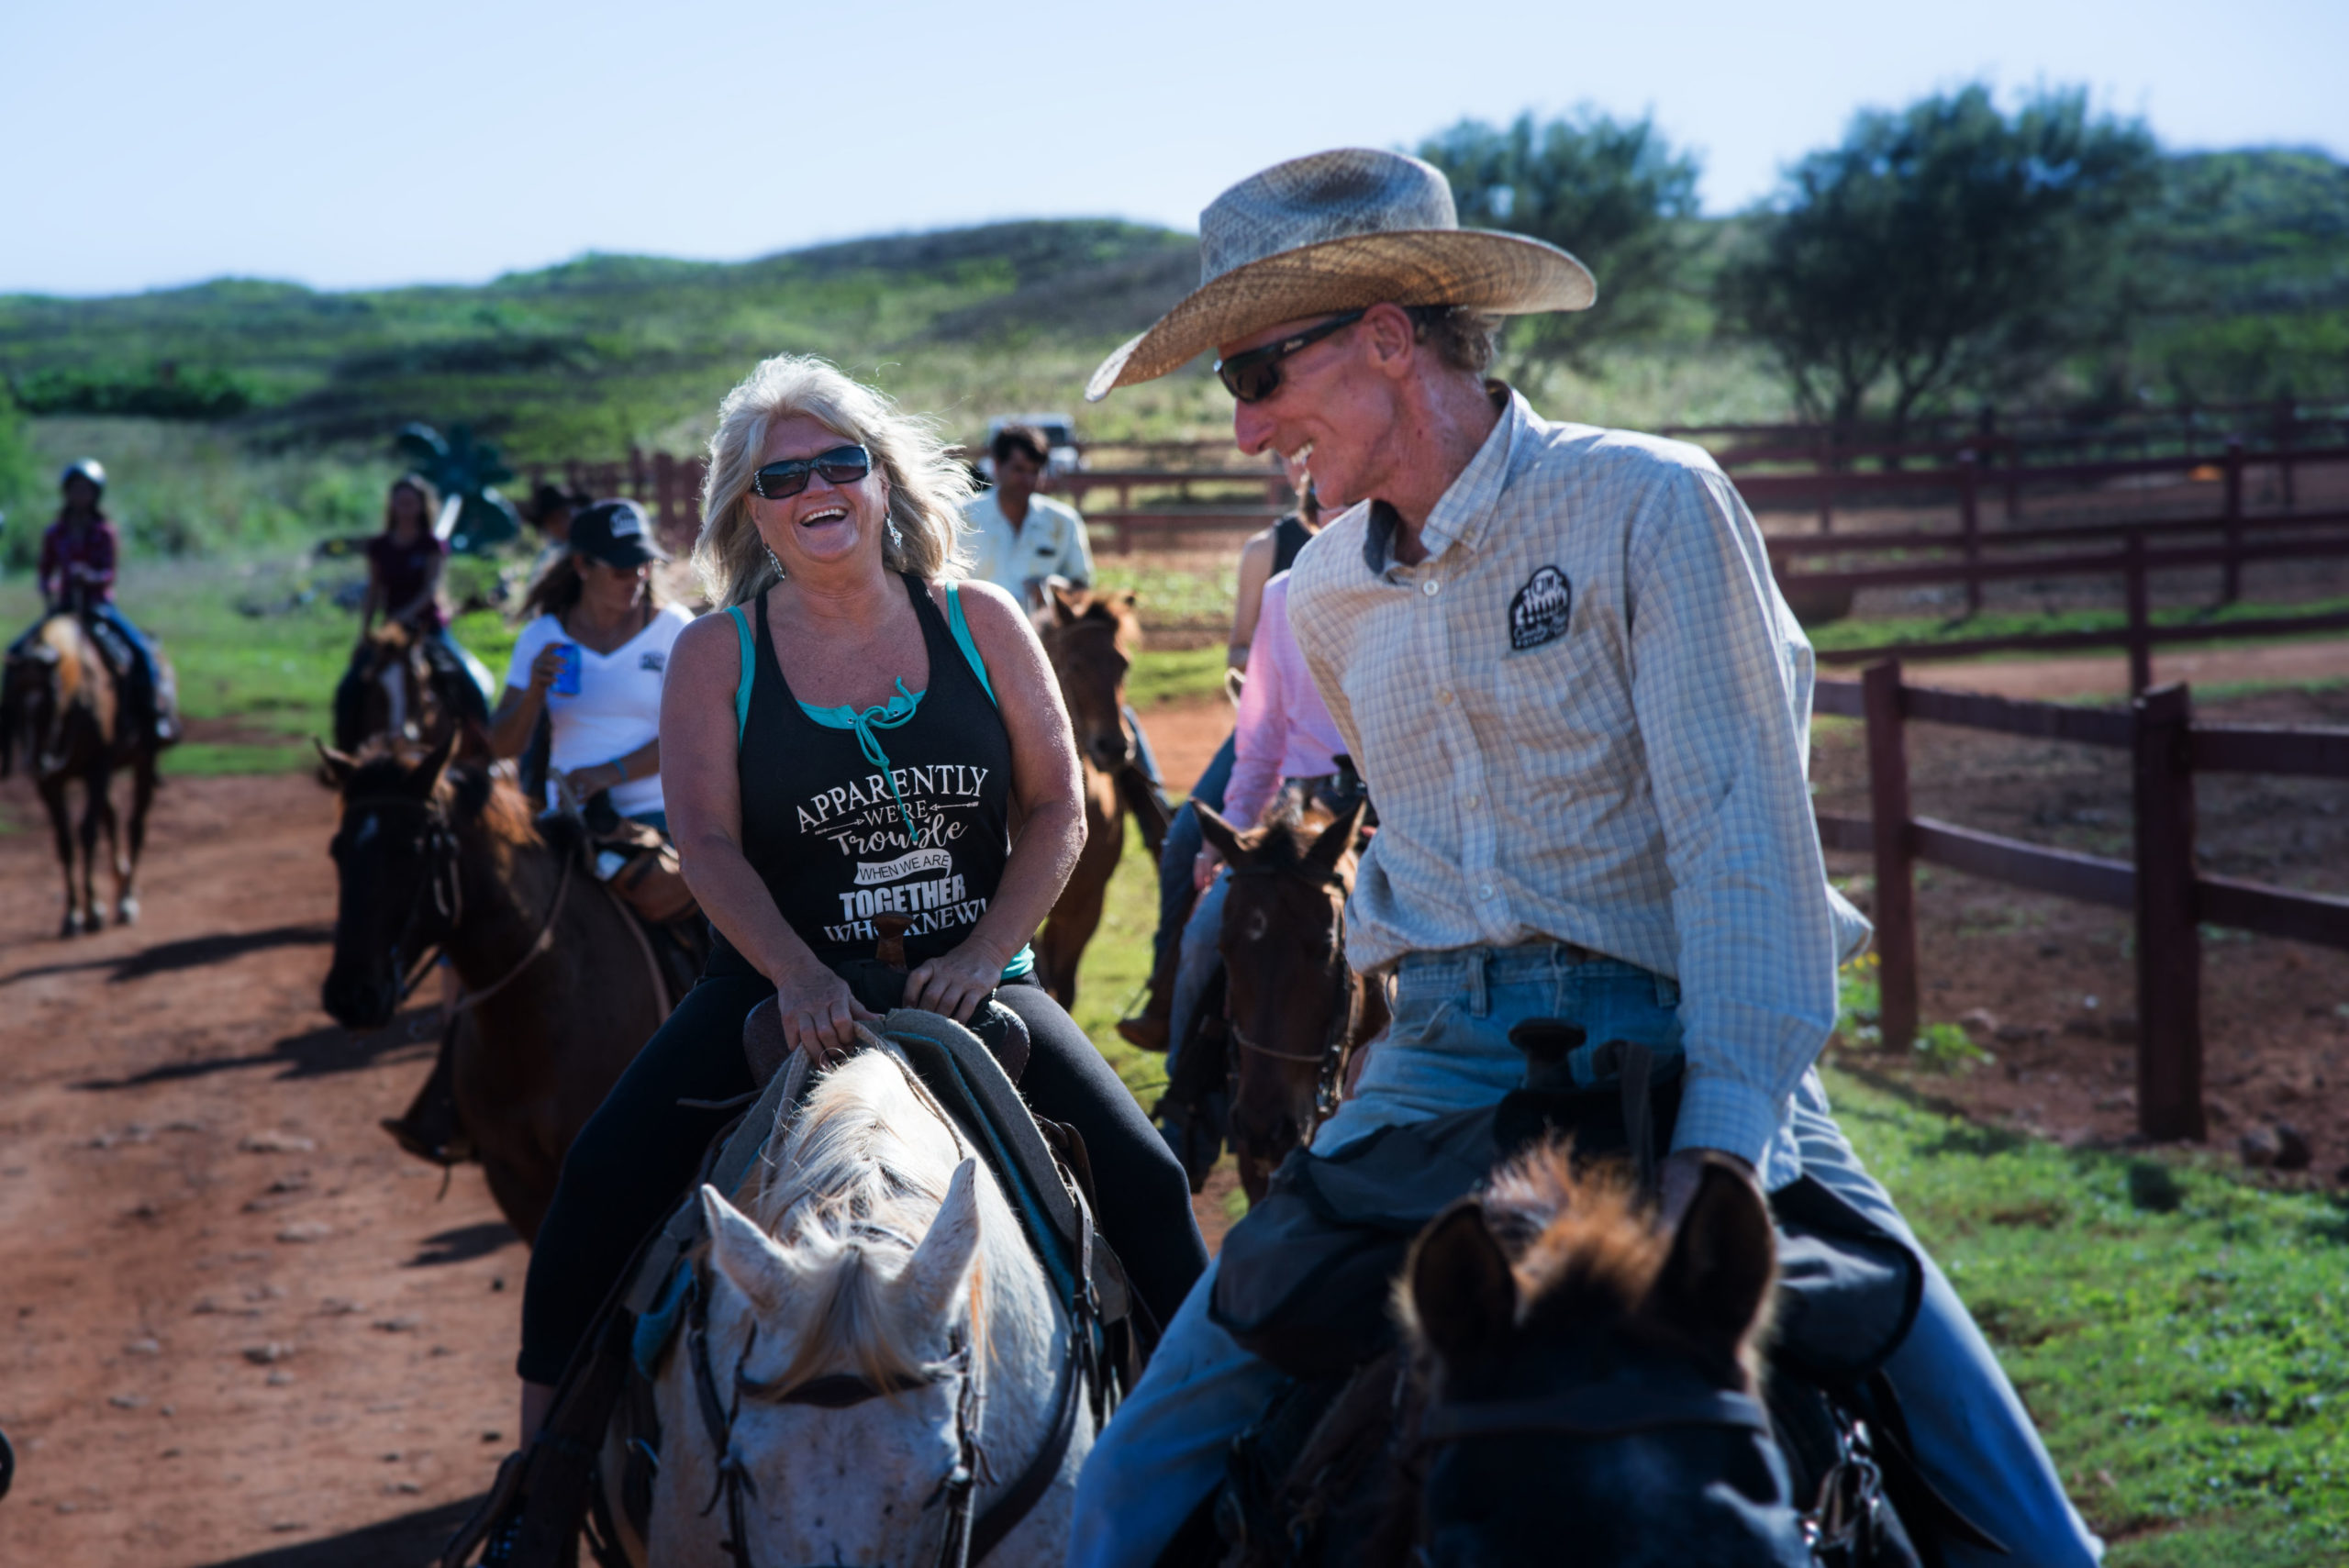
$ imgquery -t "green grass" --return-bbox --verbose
[1128,646,1230,709]
[1820,1062,2349,1565]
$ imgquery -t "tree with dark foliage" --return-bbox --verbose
[1419,109,1701,364]
[1716,85,2160,439]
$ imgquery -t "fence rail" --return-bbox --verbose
[1814,662,2349,1141]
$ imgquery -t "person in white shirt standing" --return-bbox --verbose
[489,499,692,830]
[1066,149,2099,1568]
[960,423,1096,606]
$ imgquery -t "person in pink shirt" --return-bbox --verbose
[1163,570,1355,1070]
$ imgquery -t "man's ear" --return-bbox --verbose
[1361,302,1420,378]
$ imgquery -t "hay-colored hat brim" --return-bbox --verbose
[1085,228,1594,401]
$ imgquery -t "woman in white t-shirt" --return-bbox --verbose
[487,499,692,828]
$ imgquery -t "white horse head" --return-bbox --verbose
[629,1048,1083,1566]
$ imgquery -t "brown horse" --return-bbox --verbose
[317,733,665,1241]
[1030,584,1167,1009]
[332,619,481,757]
[1194,794,1385,1200]
[0,615,171,935]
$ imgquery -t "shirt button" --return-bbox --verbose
[1478,884,1495,899]
[1437,689,1454,706]
[1421,580,1440,597]
[1464,795,1479,810]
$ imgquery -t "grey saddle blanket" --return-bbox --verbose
[1212,1100,1923,1387]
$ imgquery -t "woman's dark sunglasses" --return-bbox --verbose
[750,444,872,500]
[1214,310,1365,403]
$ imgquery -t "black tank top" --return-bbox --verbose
[707,575,1015,977]
[1272,513,1312,574]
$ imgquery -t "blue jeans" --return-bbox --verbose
[1164,871,1229,1078]
[1069,944,2101,1568]
[1151,733,1236,978]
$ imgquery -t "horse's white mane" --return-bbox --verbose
[727,1049,1030,1398]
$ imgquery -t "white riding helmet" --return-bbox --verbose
[60,459,106,494]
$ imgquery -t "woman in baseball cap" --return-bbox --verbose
[488,499,689,828]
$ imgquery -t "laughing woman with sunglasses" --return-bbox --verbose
[510,354,1208,1444]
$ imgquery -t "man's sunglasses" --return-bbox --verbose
[1215,310,1365,403]
[750,444,872,500]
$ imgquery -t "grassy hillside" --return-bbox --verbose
[0,221,1217,460]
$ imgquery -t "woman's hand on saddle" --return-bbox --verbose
[903,937,1008,1025]
[773,963,881,1067]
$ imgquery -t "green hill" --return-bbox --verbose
[0,220,1208,459]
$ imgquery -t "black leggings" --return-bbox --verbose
[518,973,1208,1385]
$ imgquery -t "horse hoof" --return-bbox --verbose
[58,913,83,939]
[116,898,139,927]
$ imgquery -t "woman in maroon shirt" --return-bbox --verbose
[333,475,497,742]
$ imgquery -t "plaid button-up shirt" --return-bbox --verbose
[1286,386,1865,1176]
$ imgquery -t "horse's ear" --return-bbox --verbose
[1408,1198,1519,1381]
[314,739,357,790]
[1046,580,1084,625]
[406,727,459,797]
[1304,795,1368,876]
[703,1183,796,1319]
[1641,1159,1776,1366]
[896,1158,983,1326]
[1194,801,1250,869]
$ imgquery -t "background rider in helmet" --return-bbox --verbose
[13,460,177,741]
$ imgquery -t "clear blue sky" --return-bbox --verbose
[6,0,2343,296]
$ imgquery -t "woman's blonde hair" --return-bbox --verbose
[695,356,974,606]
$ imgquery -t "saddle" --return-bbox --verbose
[445,995,1147,1568]
[1203,1023,2002,1566]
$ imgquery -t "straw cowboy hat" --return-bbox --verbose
[1085,147,1595,402]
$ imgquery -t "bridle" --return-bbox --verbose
[1415,1376,1889,1560]
[1224,858,1359,1123]
[338,792,573,1023]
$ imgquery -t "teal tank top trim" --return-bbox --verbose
[726,584,1030,981]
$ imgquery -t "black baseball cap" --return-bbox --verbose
[569,499,668,567]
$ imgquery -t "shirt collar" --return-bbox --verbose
[1362,381,1526,574]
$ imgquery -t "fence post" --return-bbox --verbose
[2275,397,2297,509]
[1818,435,1836,535]
[1862,661,1920,1052]
[2132,683,2205,1142]
[1958,450,1983,617]
[2221,436,2245,604]
[2004,434,2023,523]
[2124,530,2153,696]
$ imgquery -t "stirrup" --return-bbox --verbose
[1116,1015,1169,1052]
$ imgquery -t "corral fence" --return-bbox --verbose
[1815,662,2349,1142]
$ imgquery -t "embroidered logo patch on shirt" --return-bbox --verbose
[639,650,667,673]
[1508,566,1573,651]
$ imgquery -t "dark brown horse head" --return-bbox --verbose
[1196,792,1372,1199]
[1034,584,1140,775]
[1401,1145,1803,1566]
[337,618,451,754]
[317,728,530,1029]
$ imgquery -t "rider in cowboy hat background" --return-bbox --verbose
[1067,148,2099,1567]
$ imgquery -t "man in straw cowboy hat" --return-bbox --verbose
[1070,149,2098,1566]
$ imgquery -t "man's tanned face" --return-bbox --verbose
[1220,306,1409,513]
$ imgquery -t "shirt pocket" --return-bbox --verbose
[1488,630,1611,758]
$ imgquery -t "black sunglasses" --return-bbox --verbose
[750,444,873,500]
[1215,310,1365,403]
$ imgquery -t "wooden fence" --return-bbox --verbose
[1813,663,2349,1141]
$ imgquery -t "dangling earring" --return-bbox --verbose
[764,543,786,582]
[885,517,904,557]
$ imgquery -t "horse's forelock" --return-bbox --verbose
[1482,1143,1667,1328]
[731,1052,1007,1398]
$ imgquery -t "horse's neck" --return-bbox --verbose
[443,824,566,992]
[974,1201,1068,1462]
